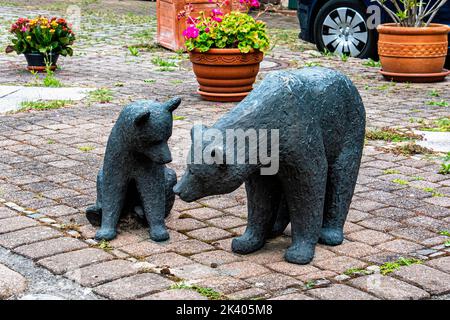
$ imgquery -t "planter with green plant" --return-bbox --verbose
[179,0,269,102]
[374,0,450,82]
[6,16,75,72]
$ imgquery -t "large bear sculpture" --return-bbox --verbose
[174,67,366,264]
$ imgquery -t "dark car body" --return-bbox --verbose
[297,0,450,59]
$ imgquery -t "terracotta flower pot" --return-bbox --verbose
[24,52,59,72]
[377,23,450,82]
[189,48,264,102]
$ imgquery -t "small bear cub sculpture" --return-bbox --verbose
[86,98,181,242]
[174,67,366,264]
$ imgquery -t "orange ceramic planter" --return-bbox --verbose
[377,23,450,75]
[156,0,242,51]
[189,48,264,102]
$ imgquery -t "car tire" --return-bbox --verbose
[313,0,377,59]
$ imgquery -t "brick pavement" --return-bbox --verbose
[0,0,449,300]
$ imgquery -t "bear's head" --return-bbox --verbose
[119,97,181,164]
[173,124,249,202]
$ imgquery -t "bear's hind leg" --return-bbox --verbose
[320,145,363,246]
[232,174,281,254]
[281,162,327,265]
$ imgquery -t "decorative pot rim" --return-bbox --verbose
[191,48,260,55]
[377,23,450,35]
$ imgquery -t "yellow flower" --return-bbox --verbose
[50,29,55,33]
[41,25,47,29]
[26,35,31,40]
[51,21,58,28]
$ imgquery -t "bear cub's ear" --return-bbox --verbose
[134,110,151,126]
[163,97,182,112]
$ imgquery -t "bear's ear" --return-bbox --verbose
[134,110,151,126]
[163,97,182,112]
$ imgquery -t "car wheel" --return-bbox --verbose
[313,0,377,59]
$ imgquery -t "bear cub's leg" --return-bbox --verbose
[136,169,170,242]
[232,175,281,254]
[320,146,362,246]
[86,169,103,227]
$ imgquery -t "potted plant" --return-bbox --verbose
[180,0,270,101]
[374,0,450,82]
[6,16,76,72]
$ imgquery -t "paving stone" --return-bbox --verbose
[389,227,437,242]
[372,207,416,220]
[228,288,268,300]
[0,226,62,248]
[218,261,270,279]
[247,273,302,291]
[170,263,220,280]
[141,289,208,300]
[0,264,27,299]
[38,205,78,217]
[119,240,169,258]
[198,196,239,209]
[269,293,313,300]
[186,227,232,242]
[358,217,402,232]
[168,239,215,255]
[349,275,429,299]
[266,261,319,277]
[65,260,139,287]
[94,273,173,299]
[182,207,224,220]
[350,200,387,212]
[426,256,450,273]
[376,239,423,254]
[146,252,193,268]
[0,207,16,219]
[313,256,367,274]
[346,229,394,245]
[329,242,380,258]
[297,270,338,282]
[166,217,206,231]
[194,276,250,294]
[347,209,371,223]
[37,248,114,274]
[307,284,377,300]
[14,237,88,259]
[207,216,247,229]
[0,216,38,234]
[405,216,448,232]
[393,264,450,295]
[190,250,242,266]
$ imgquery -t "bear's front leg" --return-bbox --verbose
[136,170,169,242]
[232,174,281,254]
[95,174,128,241]
[281,162,327,264]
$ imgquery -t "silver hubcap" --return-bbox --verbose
[321,7,369,57]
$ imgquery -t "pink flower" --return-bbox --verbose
[183,25,199,39]
[212,8,223,16]
[250,0,260,7]
[205,27,210,33]
[21,26,27,32]
[212,16,222,22]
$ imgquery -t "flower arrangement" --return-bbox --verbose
[372,0,449,27]
[6,16,75,56]
[178,0,270,53]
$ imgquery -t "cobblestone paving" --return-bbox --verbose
[0,0,449,300]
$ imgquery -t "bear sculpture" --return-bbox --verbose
[174,68,366,264]
[86,98,181,242]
